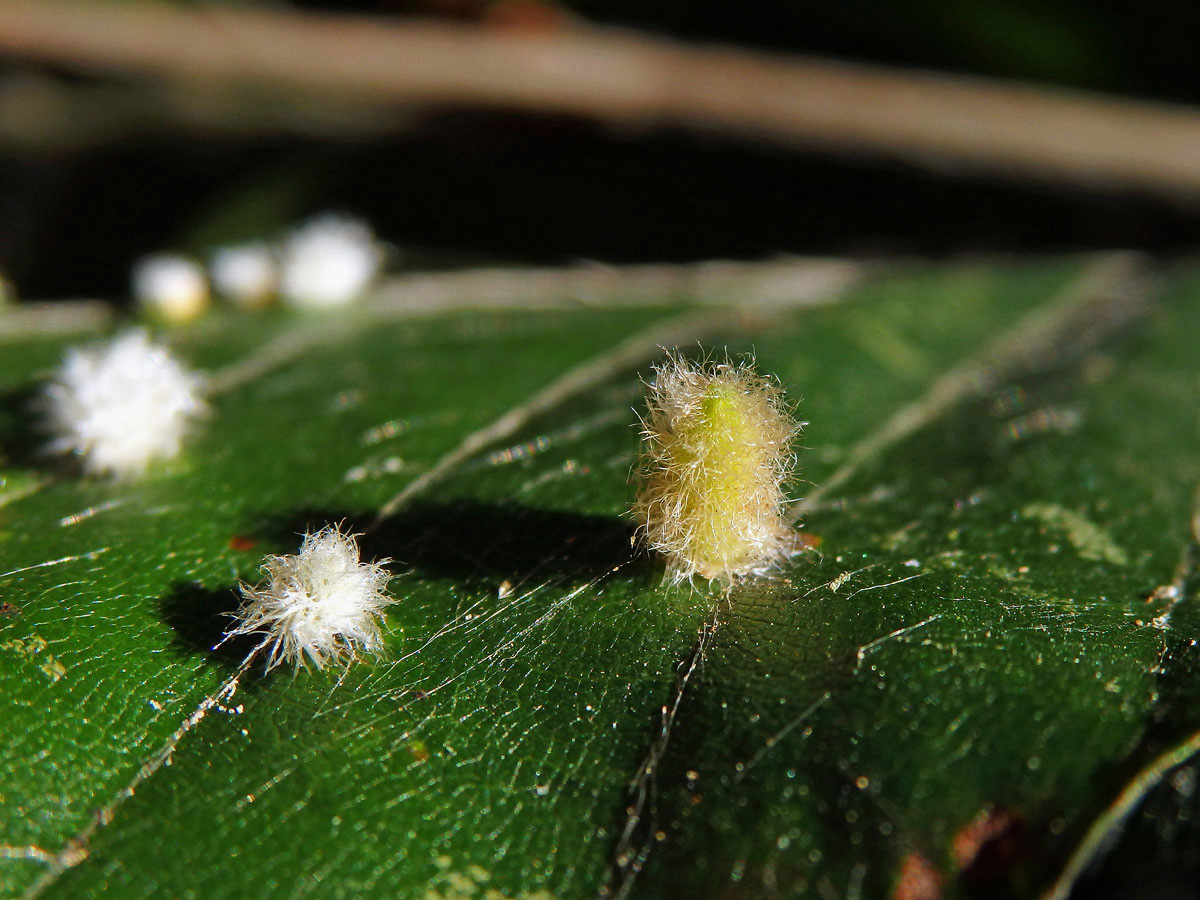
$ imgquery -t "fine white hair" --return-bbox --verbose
[226,526,395,672]
[42,330,208,478]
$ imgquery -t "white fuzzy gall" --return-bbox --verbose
[209,242,279,309]
[278,213,384,310]
[42,330,208,478]
[132,254,210,322]
[226,526,395,672]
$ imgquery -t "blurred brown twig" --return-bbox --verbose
[2,0,1200,196]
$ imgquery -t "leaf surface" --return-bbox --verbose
[1,256,1193,899]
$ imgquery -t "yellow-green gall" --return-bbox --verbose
[633,352,801,587]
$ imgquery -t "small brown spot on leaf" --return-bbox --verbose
[0,602,19,617]
[228,535,258,552]
[952,805,1027,884]
[794,531,823,551]
[892,851,944,900]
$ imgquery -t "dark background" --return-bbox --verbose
[3,0,1199,298]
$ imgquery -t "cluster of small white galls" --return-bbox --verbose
[34,213,397,673]
[39,325,396,670]
[133,212,385,321]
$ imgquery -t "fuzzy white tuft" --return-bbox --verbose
[43,330,208,478]
[209,242,279,309]
[278,213,384,310]
[226,526,395,671]
[132,254,210,322]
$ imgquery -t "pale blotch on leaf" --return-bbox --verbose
[42,329,208,478]
[632,351,802,587]
[226,525,396,672]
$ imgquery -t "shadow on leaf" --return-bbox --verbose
[0,383,61,472]
[159,582,259,667]
[262,500,647,589]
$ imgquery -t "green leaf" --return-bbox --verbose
[1,255,1195,899]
